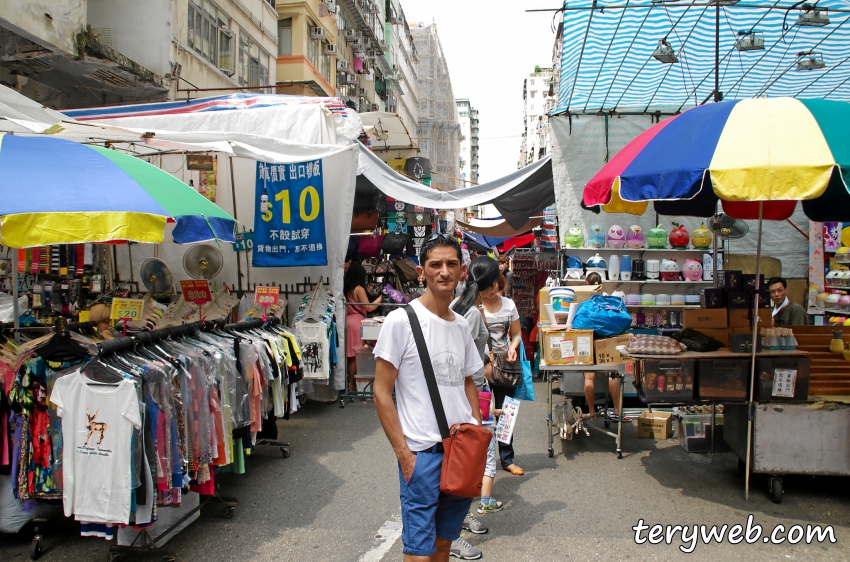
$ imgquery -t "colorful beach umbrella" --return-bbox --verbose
[0,133,236,248]
[583,97,850,221]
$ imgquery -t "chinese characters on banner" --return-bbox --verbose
[252,160,328,267]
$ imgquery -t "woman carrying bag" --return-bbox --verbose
[481,273,525,476]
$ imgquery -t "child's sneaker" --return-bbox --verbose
[476,498,504,514]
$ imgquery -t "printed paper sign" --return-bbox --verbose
[772,369,797,398]
[560,339,575,358]
[577,336,592,357]
[110,298,144,321]
[254,286,280,306]
[253,159,328,267]
[180,279,212,304]
[495,396,520,445]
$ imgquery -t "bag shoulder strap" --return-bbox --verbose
[404,305,450,440]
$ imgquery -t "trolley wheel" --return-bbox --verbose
[340,399,346,408]
[280,447,291,458]
[769,477,783,504]
[29,539,43,560]
[617,450,623,460]
[604,420,610,429]
[548,448,554,458]
[222,506,236,519]
[298,394,307,407]
[737,458,746,473]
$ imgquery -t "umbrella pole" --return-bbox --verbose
[11,250,20,344]
[745,201,764,500]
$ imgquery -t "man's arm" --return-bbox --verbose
[465,375,483,425]
[374,357,416,481]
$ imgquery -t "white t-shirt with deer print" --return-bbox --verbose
[50,370,141,524]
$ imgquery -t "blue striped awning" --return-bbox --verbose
[556,1,850,115]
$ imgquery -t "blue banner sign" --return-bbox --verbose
[252,160,327,267]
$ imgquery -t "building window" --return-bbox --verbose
[530,104,535,111]
[306,21,319,68]
[187,0,234,75]
[530,91,536,98]
[319,50,331,82]
[278,18,292,56]
[530,79,535,86]
[238,33,269,87]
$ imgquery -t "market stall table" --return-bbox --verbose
[543,362,628,459]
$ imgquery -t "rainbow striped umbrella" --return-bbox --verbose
[0,133,236,248]
[583,97,850,221]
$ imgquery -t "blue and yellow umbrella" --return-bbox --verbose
[0,134,236,248]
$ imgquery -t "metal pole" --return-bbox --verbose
[715,2,721,102]
[11,250,20,343]
[744,201,764,500]
[228,156,243,297]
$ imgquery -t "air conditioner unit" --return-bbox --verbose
[337,59,349,71]
[358,87,368,96]
[379,40,388,50]
[367,49,380,58]
[392,64,399,73]
[370,103,379,112]
[343,29,358,42]
[324,44,338,56]
[310,27,326,40]
[392,17,403,24]
[325,0,337,13]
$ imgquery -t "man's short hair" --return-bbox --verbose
[497,255,510,265]
[767,276,787,289]
[418,234,462,264]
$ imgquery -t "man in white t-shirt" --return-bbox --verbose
[373,235,484,561]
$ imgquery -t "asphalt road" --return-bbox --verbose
[1,380,848,561]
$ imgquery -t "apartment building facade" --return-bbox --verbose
[518,66,555,168]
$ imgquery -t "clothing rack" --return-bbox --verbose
[82,315,292,561]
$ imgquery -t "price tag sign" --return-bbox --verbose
[111,298,145,321]
[231,231,254,253]
[254,286,279,306]
[180,279,213,304]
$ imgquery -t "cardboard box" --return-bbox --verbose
[727,291,752,309]
[637,411,673,439]
[742,274,765,292]
[683,308,728,329]
[700,287,725,308]
[728,308,772,329]
[594,334,634,365]
[541,328,594,365]
[695,328,731,347]
[718,270,743,292]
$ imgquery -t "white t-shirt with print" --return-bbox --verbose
[484,296,520,354]
[373,299,483,452]
[50,371,141,524]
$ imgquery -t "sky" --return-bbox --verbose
[400,0,561,185]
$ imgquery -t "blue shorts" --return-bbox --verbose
[398,447,473,556]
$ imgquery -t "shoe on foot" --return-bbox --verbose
[450,535,482,560]
[462,513,488,534]
[476,499,504,514]
[502,464,524,475]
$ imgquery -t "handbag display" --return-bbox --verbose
[393,257,419,283]
[358,233,384,258]
[351,210,380,230]
[405,306,491,498]
[382,232,411,255]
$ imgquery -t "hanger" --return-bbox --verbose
[34,318,88,362]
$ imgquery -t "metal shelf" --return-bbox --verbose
[561,279,712,285]
[561,247,710,253]
[626,304,700,309]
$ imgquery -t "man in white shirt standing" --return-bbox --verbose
[374,235,484,561]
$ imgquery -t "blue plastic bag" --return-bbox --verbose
[513,344,535,401]
[571,294,632,337]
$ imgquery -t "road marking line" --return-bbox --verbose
[359,520,403,562]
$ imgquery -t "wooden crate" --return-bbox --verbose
[791,326,850,397]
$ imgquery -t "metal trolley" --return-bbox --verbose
[544,362,629,459]
[339,302,406,407]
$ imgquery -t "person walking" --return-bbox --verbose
[344,262,383,391]
[481,271,524,476]
[373,235,484,561]
[449,256,506,555]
